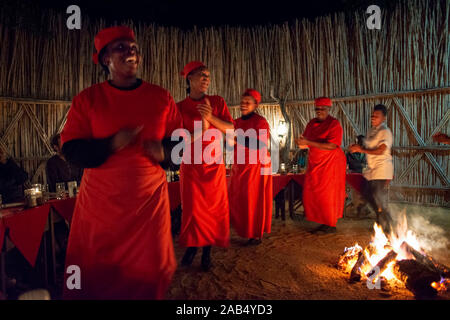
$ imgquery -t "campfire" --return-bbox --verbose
[337,212,450,298]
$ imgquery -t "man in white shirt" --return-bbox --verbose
[349,104,394,235]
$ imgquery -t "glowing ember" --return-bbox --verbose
[431,278,450,292]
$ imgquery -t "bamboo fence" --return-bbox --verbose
[0,0,448,206]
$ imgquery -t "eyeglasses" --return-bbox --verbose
[315,107,328,111]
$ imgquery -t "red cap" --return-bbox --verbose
[92,26,136,64]
[243,88,261,104]
[315,97,332,107]
[180,61,206,78]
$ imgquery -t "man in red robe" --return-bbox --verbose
[61,26,181,299]
[229,89,273,245]
[295,97,346,234]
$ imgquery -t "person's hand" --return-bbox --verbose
[295,135,309,149]
[143,140,164,163]
[197,97,213,121]
[202,117,210,132]
[111,126,143,152]
[432,132,450,144]
[348,144,362,153]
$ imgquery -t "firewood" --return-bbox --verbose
[393,259,441,298]
[349,251,367,282]
[337,245,362,272]
[400,242,450,277]
[349,244,376,282]
[366,250,397,279]
[428,258,450,279]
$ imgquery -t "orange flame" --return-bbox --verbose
[339,210,435,287]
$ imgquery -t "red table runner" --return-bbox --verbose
[272,174,294,198]
[0,204,51,267]
[345,173,365,194]
[48,197,77,223]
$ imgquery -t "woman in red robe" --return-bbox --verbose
[60,26,181,299]
[177,61,234,271]
[295,97,346,234]
[229,89,273,245]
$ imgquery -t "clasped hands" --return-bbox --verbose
[295,135,309,149]
[196,96,213,121]
[111,126,164,163]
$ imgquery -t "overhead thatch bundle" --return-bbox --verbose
[0,0,448,205]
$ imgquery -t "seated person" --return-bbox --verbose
[46,133,83,192]
[0,149,29,203]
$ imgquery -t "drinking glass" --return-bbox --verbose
[56,182,66,200]
[67,181,77,198]
[42,184,49,202]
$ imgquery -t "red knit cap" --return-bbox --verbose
[314,97,332,107]
[243,88,261,104]
[92,26,136,64]
[180,61,206,78]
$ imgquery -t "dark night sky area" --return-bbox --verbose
[4,0,401,29]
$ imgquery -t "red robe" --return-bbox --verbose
[302,115,346,227]
[177,95,233,248]
[60,81,181,299]
[229,113,273,239]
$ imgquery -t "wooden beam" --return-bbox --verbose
[0,140,9,154]
[0,108,24,151]
[0,96,71,105]
[228,86,450,108]
[396,108,449,183]
[336,101,362,136]
[392,145,450,151]
[393,97,450,186]
[22,104,54,154]
[290,106,308,128]
[390,185,450,191]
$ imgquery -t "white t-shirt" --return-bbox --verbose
[363,122,394,180]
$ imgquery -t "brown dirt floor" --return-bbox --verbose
[166,203,450,300]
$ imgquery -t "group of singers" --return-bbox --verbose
[59,26,398,299]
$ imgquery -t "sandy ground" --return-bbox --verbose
[166,203,450,300]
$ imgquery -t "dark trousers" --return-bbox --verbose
[361,179,394,234]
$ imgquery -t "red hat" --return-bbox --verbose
[180,61,206,78]
[243,88,261,104]
[92,26,136,64]
[314,97,332,107]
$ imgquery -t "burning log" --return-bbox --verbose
[400,242,450,277]
[427,257,450,279]
[366,250,397,280]
[337,244,362,272]
[393,259,441,298]
[349,251,367,282]
[347,244,376,282]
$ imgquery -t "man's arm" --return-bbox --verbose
[349,143,387,155]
